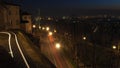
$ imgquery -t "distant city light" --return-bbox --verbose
[83,36,86,40]
[48,17,51,20]
[55,43,61,49]
[42,27,45,30]
[48,32,53,36]
[39,17,42,20]
[62,16,66,19]
[33,25,36,28]
[112,45,117,49]
[54,29,57,33]
[35,17,42,21]
[46,27,50,31]
[39,26,41,29]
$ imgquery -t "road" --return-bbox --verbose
[0,32,31,68]
[0,31,56,68]
[0,31,73,68]
[41,35,73,68]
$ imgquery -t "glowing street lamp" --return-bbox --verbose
[42,27,45,30]
[83,36,86,40]
[39,26,41,29]
[54,29,57,33]
[113,45,117,49]
[48,32,53,36]
[55,43,61,49]
[33,25,36,28]
[46,27,50,31]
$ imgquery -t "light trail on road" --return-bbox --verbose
[48,40,57,67]
[0,32,14,58]
[12,32,30,68]
[0,32,30,68]
[48,35,73,68]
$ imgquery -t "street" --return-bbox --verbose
[41,33,73,68]
[0,31,56,68]
[0,32,30,68]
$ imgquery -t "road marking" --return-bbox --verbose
[0,32,14,58]
[12,32,30,68]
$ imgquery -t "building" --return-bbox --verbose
[6,3,20,29]
[0,3,7,30]
[0,2,20,30]
[21,12,32,33]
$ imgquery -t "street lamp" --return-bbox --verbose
[42,27,45,30]
[39,26,41,29]
[112,45,120,68]
[55,43,61,49]
[113,45,117,50]
[48,32,53,36]
[54,29,57,33]
[46,27,50,31]
[33,25,36,28]
[83,36,86,40]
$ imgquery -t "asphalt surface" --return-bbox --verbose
[0,46,18,68]
[0,31,56,68]
[41,35,73,68]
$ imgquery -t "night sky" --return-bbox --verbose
[15,0,120,16]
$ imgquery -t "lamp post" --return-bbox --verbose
[32,25,36,34]
[54,29,57,33]
[46,27,50,31]
[112,45,117,50]
[55,43,61,49]
[83,36,87,40]
[39,26,41,29]
[42,27,45,30]
[32,25,36,28]
[48,32,53,36]
[112,45,120,68]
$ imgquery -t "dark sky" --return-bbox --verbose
[15,0,120,16]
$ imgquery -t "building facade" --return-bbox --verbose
[0,5,7,30]
[21,12,32,33]
[0,2,20,30]
[6,4,20,29]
